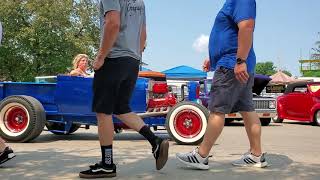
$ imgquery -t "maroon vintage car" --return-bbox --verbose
[276,81,320,126]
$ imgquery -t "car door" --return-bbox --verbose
[285,86,313,120]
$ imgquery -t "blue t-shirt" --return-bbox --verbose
[209,0,256,73]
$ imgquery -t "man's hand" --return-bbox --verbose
[234,63,249,84]
[93,56,105,71]
[203,59,211,72]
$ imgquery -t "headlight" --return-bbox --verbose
[269,101,276,109]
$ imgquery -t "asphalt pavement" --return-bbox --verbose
[1,120,320,180]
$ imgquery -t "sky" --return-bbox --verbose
[142,0,320,77]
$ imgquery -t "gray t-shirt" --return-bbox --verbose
[100,0,146,61]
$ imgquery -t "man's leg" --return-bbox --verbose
[0,137,15,165]
[175,112,225,170]
[111,58,169,170]
[115,112,169,170]
[231,73,268,168]
[115,113,157,148]
[115,113,144,132]
[79,113,117,178]
[240,111,262,156]
[97,113,114,166]
[231,111,268,167]
[236,74,262,156]
[79,58,118,178]
[0,138,6,151]
[198,112,225,157]
[176,67,238,170]
[198,68,235,157]
[97,114,114,146]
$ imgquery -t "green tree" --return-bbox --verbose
[255,61,277,76]
[0,0,100,81]
[303,71,320,77]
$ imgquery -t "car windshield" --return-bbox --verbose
[310,84,320,93]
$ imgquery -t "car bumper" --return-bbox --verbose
[225,110,277,119]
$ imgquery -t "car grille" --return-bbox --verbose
[253,100,270,109]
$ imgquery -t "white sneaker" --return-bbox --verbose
[176,148,210,170]
[232,152,268,168]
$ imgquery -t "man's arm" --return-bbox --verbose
[94,11,120,70]
[234,19,255,83]
[237,19,255,60]
[140,24,147,54]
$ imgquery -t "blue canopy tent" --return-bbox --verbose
[162,65,207,80]
[140,67,152,71]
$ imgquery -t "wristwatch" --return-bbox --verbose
[236,58,246,65]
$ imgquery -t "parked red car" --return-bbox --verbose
[276,81,320,126]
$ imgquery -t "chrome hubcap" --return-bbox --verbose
[183,119,193,129]
[15,115,24,124]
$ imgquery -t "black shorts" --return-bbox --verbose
[92,56,140,115]
[208,66,255,114]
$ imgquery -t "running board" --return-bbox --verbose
[137,110,170,118]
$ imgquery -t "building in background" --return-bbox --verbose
[300,59,320,77]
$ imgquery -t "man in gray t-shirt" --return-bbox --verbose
[79,1,169,178]
[99,0,146,61]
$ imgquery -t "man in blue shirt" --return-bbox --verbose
[177,0,269,169]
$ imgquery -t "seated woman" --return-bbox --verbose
[70,54,89,77]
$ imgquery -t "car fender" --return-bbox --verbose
[310,104,320,120]
[276,96,286,119]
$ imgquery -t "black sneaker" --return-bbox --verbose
[0,147,16,165]
[152,138,169,170]
[79,162,116,179]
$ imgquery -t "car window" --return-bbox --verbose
[293,87,308,93]
[310,84,320,93]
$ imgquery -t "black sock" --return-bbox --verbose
[139,125,159,149]
[101,145,113,166]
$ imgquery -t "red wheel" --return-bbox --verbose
[1,104,29,135]
[0,96,46,142]
[174,110,202,139]
[166,102,209,145]
[313,110,320,126]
